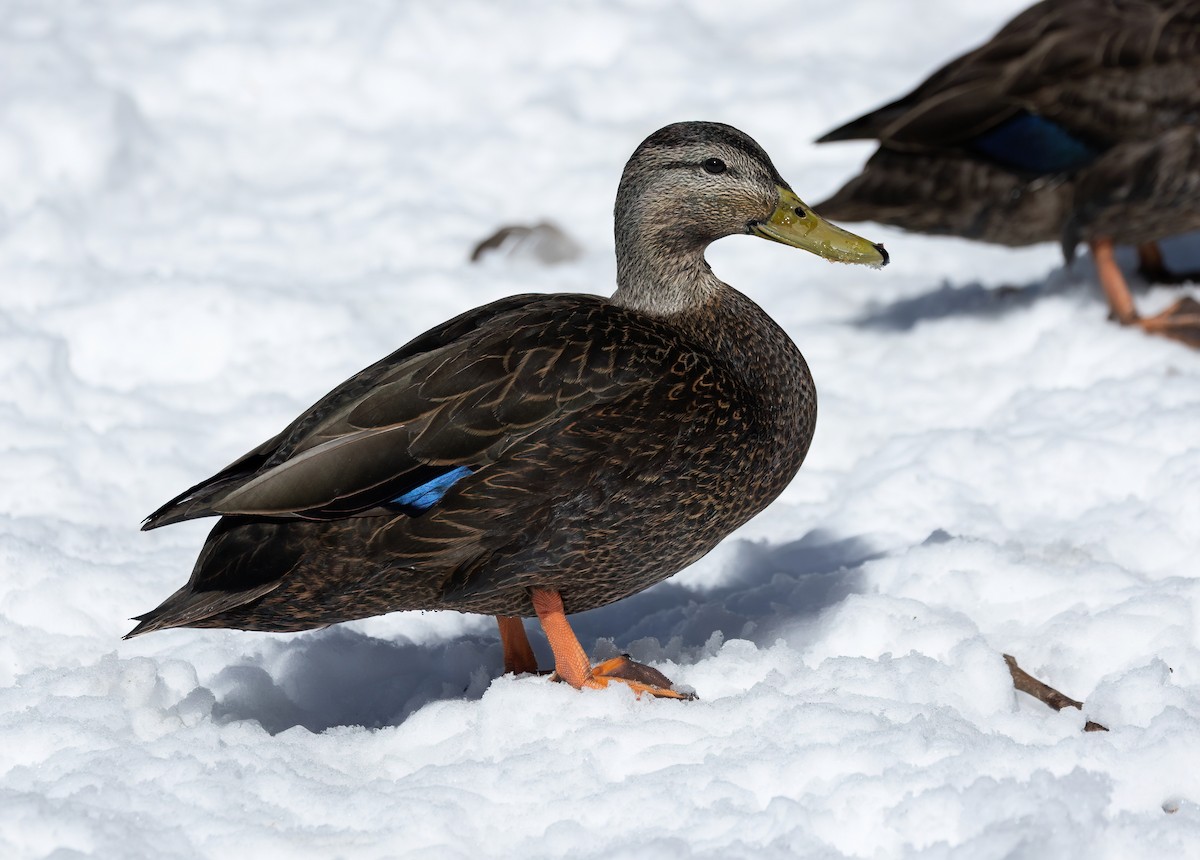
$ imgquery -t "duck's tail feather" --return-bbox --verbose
[123,579,284,638]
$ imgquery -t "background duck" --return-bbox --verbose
[128,121,887,699]
[815,0,1200,347]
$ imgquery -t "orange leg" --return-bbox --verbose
[530,587,693,700]
[496,615,539,675]
[1091,238,1200,348]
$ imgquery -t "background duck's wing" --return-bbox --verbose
[817,1,1088,148]
[819,0,1198,169]
[142,293,675,529]
[1066,125,1200,248]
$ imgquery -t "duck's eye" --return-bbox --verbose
[702,158,727,175]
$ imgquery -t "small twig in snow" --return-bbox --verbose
[1003,654,1109,733]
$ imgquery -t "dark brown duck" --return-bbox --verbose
[130,121,887,698]
[816,0,1200,347]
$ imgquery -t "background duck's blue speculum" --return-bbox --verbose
[970,111,1098,174]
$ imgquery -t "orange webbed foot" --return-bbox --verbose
[531,587,694,700]
[554,655,695,700]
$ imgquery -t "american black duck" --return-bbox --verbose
[815,0,1200,347]
[128,121,887,699]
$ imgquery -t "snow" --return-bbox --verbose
[2,1,1199,857]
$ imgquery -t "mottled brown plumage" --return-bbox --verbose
[129,123,884,689]
[817,0,1200,348]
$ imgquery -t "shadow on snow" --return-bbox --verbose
[209,529,880,734]
[854,232,1200,332]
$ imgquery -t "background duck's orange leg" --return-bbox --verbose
[1139,298,1200,347]
[1092,238,1200,347]
[1091,238,1138,324]
[1137,241,1169,283]
[530,587,692,699]
[1138,241,1200,285]
[496,615,539,675]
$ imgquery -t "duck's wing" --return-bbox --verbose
[142,293,685,529]
[819,0,1198,170]
[143,293,545,528]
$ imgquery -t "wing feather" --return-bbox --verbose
[820,0,1199,156]
[143,293,691,529]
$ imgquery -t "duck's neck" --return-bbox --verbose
[611,226,721,316]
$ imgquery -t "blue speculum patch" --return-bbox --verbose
[971,111,1098,174]
[391,465,474,511]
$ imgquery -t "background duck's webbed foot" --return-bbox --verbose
[531,587,694,700]
[1137,296,1200,348]
[1004,654,1107,733]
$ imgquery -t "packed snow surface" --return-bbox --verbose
[2,1,1199,857]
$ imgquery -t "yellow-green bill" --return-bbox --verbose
[751,186,888,267]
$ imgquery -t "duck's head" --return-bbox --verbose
[614,122,886,303]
